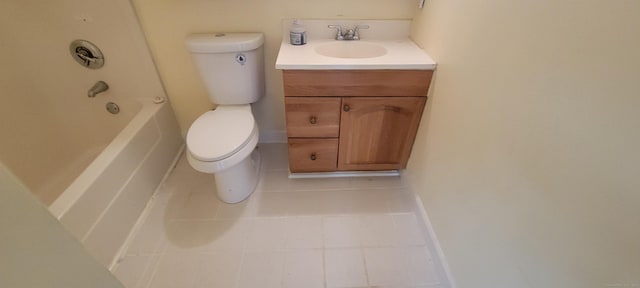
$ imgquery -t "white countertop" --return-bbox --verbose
[275,19,436,70]
[275,39,437,70]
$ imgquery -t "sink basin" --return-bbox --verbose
[314,42,388,59]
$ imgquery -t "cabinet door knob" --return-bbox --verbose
[309,116,317,124]
[343,105,350,112]
[310,153,317,161]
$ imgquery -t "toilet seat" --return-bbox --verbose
[187,105,255,162]
[186,124,259,174]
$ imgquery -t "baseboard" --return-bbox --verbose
[259,130,287,143]
[401,171,457,288]
[289,170,400,179]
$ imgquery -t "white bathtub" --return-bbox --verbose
[49,98,183,268]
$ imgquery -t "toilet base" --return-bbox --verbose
[214,148,261,203]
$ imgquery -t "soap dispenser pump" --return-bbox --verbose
[289,19,307,45]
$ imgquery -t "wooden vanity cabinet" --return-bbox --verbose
[283,70,432,173]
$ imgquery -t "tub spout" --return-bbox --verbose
[88,81,109,97]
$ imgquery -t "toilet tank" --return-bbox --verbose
[186,33,265,105]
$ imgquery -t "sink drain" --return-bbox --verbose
[106,102,120,114]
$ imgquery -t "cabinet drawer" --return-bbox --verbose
[285,97,341,138]
[288,138,338,172]
[283,70,433,97]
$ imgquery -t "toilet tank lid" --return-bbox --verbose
[186,33,264,53]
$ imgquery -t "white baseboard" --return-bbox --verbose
[401,171,457,288]
[289,170,399,179]
[259,130,287,143]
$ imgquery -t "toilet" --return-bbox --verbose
[184,33,265,203]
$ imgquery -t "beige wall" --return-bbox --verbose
[0,164,124,288]
[130,0,416,138]
[408,0,640,287]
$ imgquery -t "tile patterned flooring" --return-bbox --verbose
[112,144,447,288]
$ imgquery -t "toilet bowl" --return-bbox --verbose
[186,105,261,203]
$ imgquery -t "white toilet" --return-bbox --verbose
[184,33,265,203]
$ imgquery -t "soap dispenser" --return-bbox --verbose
[289,19,307,45]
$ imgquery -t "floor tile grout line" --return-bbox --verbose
[279,246,286,288]
[259,185,409,194]
[321,216,328,288]
[123,252,164,257]
[139,254,162,288]
[360,243,371,288]
[139,252,165,288]
[141,214,179,288]
[234,248,248,288]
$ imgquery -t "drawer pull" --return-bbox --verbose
[343,105,351,112]
[309,116,317,124]
[310,153,317,161]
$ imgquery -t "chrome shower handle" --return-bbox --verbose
[76,52,98,63]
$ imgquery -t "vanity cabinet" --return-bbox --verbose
[283,70,432,173]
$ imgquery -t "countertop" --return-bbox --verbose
[275,39,437,70]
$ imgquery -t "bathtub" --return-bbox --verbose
[49,97,183,268]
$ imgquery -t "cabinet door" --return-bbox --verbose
[338,97,426,171]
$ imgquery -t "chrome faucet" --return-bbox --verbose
[88,81,109,97]
[328,24,369,40]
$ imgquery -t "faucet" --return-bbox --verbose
[328,24,369,40]
[88,81,109,97]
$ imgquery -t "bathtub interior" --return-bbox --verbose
[38,98,142,205]
[51,99,183,267]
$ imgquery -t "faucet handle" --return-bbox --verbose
[353,24,369,40]
[328,25,344,40]
[344,29,355,39]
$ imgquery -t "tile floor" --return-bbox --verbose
[113,143,447,288]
